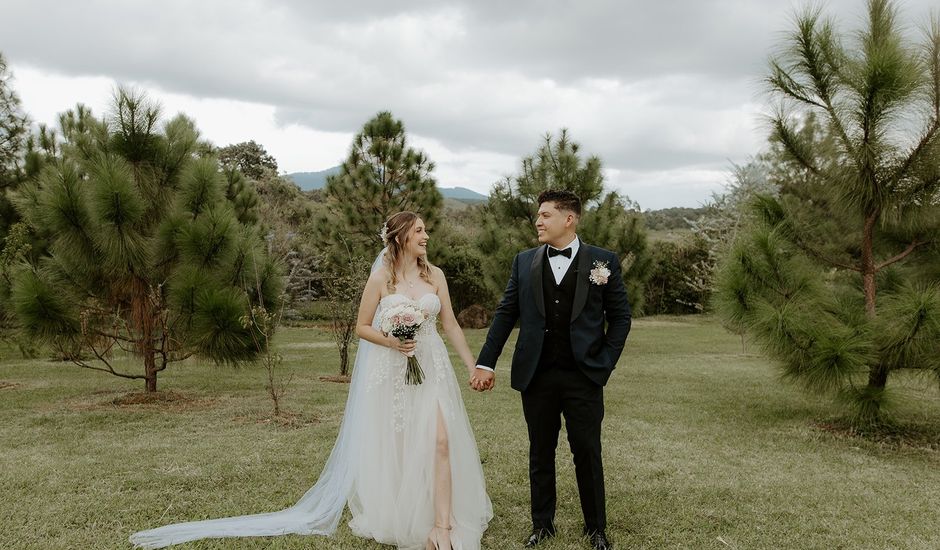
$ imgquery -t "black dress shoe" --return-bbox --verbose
[588,530,612,550]
[524,527,556,547]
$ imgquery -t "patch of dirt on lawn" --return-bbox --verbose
[233,410,320,428]
[280,342,335,349]
[0,381,19,390]
[67,390,221,412]
[633,318,702,327]
[319,375,351,383]
[814,420,940,452]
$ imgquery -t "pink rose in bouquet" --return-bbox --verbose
[380,303,427,384]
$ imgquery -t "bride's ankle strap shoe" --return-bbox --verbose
[427,524,453,550]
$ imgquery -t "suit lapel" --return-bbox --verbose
[570,243,591,322]
[530,245,546,317]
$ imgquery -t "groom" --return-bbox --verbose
[472,190,631,550]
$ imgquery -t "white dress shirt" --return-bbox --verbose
[546,235,580,284]
[475,235,580,373]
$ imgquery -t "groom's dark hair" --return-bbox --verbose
[538,189,581,217]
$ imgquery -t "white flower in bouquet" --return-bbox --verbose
[380,303,427,384]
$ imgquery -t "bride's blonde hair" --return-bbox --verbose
[381,211,434,293]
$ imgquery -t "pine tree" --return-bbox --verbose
[0,52,30,244]
[478,130,651,313]
[320,111,443,262]
[9,89,280,392]
[716,0,940,423]
[316,111,442,371]
[222,167,261,225]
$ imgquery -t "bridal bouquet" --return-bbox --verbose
[380,303,427,385]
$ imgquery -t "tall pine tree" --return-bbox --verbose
[317,111,442,371]
[9,89,281,392]
[0,52,30,244]
[716,0,940,423]
[478,130,651,313]
[320,111,443,262]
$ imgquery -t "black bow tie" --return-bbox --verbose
[548,247,572,259]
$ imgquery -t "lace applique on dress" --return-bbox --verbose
[369,293,446,432]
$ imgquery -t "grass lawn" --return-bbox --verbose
[1,316,939,549]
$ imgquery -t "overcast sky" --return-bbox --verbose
[4,0,937,209]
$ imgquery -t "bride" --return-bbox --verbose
[131,211,493,549]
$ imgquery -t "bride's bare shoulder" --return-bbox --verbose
[429,264,446,283]
[367,267,390,283]
[365,267,392,292]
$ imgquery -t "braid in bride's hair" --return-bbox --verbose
[381,212,434,293]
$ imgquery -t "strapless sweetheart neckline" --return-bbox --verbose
[381,292,439,303]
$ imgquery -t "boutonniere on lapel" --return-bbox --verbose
[589,260,611,285]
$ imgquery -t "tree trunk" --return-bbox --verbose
[339,338,350,376]
[266,365,280,417]
[141,299,158,392]
[867,363,889,391]
[861,210,887,406]
[861,211,877,317]
[144,349,158,392]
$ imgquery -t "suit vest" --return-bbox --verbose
[538,248,579,370]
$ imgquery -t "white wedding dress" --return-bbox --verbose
[131,292,492,549]
[348,293,492,548]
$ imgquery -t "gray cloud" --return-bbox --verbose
[4,0,939,207]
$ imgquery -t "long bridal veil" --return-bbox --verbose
[129,249,390,549]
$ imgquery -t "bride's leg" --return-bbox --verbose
[428,405,452,550]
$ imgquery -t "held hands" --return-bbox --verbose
[468,367,495,392]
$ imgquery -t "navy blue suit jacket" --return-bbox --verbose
[477,242,632,391]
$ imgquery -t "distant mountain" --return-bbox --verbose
[286,168,488,203]
[443,186,487,202]
[287,167,342,191]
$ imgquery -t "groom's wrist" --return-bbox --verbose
[474,365,494,372]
